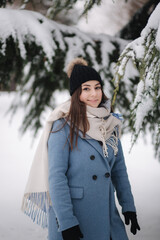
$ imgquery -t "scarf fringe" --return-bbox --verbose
[21,101,122,228]
[101,126,119,157]
[21,192,51,228]
[106,129,119,156]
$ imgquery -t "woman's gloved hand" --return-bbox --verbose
[62,225,83,240]
[123,211,140,235]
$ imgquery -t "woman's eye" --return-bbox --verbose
[83,88,89,91]
[95,86,101,90]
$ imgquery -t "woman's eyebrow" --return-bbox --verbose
[82,84,90,87]
[82,83,101,87]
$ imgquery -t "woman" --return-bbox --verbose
[22,58,140,240]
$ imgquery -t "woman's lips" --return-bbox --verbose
[88,99,98,103]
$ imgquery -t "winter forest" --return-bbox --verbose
[0,0,160,240]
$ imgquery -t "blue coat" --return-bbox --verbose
[47,119,136,240]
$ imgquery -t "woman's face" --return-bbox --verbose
[80,80,102,108]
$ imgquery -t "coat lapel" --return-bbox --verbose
[85,138,111,170]
[85,138,104,158]
[77,129,111,169]
[78,131,104,158]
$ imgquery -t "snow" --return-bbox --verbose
[0,8,128,136]
[77,0,160,52]
[0,93,160,240]
[76,1,131,36]
[141,3,160,49]
[0,8,93,63]
[115,3,160,76]
[0,2,160,239]
[118,3,160,65]
[0,7,127,79]
[112,3,160,148]
[132,80,144,108]
[134,97,154,135]
[0,9,57,61]
[134,43,145,60]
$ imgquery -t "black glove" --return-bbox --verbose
[123,211,140,235]
[62,225,83,240]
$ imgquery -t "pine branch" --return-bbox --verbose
[22,0,102,18]
[113,4,160,160]
[0,8,127,137]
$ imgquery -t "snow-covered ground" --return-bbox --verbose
[0,93,160,240]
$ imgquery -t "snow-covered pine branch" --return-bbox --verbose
[0,8,127,136]
[113,3,160,160]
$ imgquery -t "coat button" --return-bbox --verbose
[90,155,95,160]
[92,175,97,180]
[105,172,110,178]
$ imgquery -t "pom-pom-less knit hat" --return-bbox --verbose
[67,58,103,95]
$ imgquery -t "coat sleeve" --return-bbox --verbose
[48,119,79,232]
[111,139,136,213]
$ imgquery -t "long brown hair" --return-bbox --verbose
[65,86,109,150]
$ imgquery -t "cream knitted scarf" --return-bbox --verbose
[21,99,122,228]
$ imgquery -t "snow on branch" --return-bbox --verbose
[0,8,126,74]
[0,9,58,61]
[113,3,160,160]
[0,8,127,136]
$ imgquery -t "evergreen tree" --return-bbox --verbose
[113,4,160,159]
[0,8,127,135]
[0,1,159,159]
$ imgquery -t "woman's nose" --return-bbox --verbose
[90,89,96,96]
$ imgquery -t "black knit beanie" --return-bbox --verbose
[68,59,103,96]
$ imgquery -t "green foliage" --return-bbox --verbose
[0,18,124,136]
[1,1,160,161]
[0,36,23,90]
[40,0,102,19]
[83,0,102,16]
[2,41,68,136]
[113,28,160,159]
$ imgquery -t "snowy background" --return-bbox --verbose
[0,1,160,240]
[0,93,160,240]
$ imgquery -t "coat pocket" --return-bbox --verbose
[69,186,84,199]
